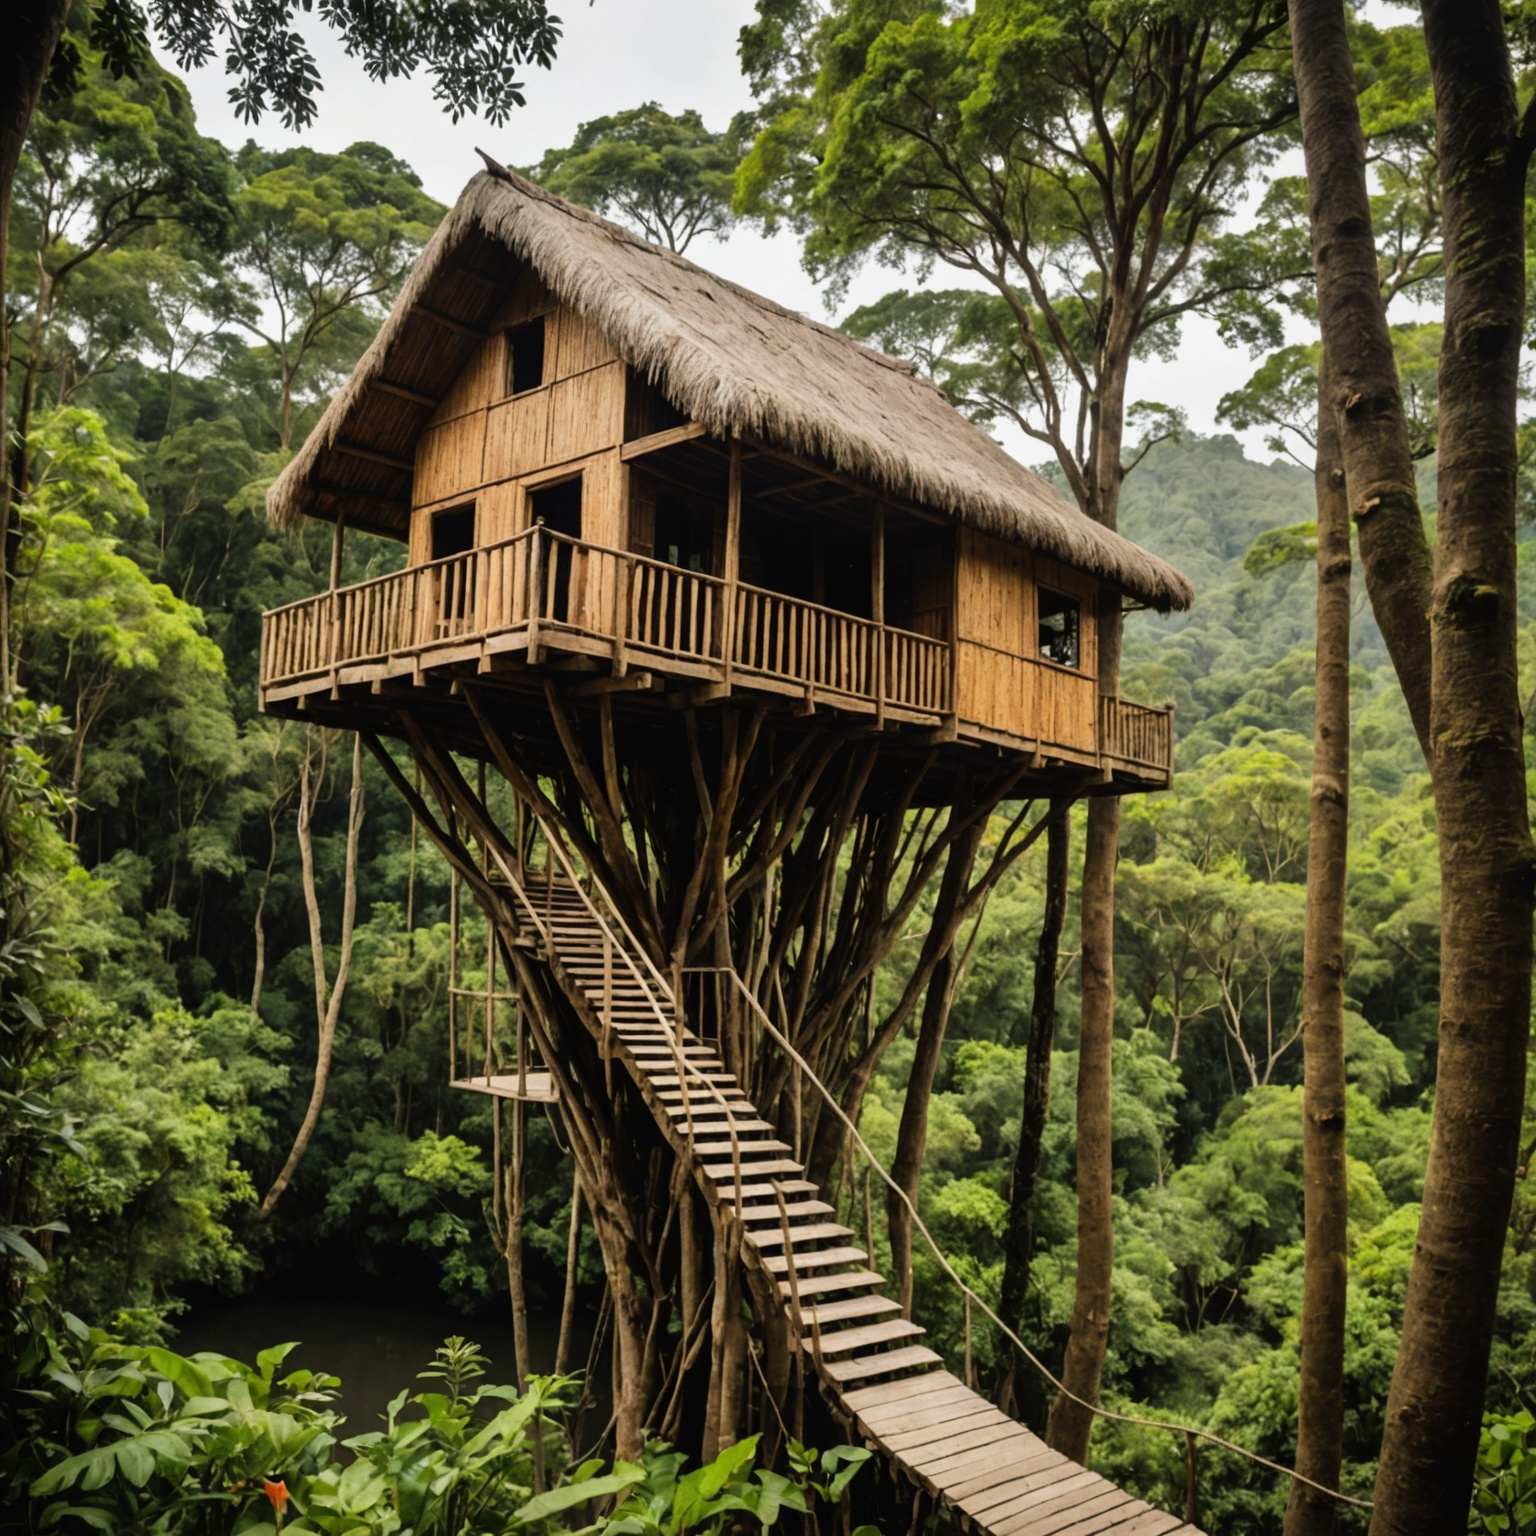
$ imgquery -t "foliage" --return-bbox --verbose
[65,0,563,131]
[3,1323,873,1536]
[526,105,744,253]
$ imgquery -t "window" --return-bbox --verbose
[430,502,476,560]
[654,491,715,574]
[1038,587,1080,668]
[504,316,546,396]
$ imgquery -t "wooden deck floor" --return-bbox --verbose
[519,877,1203,1536]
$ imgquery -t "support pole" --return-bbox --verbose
[723,437,742,684]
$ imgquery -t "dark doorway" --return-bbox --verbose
[1038,587,1081,668]
[529,476,583,621]
[429,502,476,636]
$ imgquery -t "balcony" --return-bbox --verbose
[259,524,1172,785]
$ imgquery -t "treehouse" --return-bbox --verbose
[260,168,1190,796]
[259,164,1204,1536]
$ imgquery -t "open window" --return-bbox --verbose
[1038,587,1081,668]
[654,490,716,574]
[504,316,547,397]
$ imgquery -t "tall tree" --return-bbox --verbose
[1364,3,1536,1527]
[1284,349,1351,1536]
[1,0,564,691]
[526,103,744,253]
[739,0,1296,1457]
[228,142,441,447]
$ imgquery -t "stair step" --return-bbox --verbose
[727,1199,836,1222]
[820,1346,942,1384]
[648,1072,739,1087]
[775,1268,886,1299]
[758,1244,868,1274]
[800,1295,903,1327]
[715,1182,822,1203]
[663,1114,774,1135]
[802,1318,924,1357]
[694,1138,792,1157]
[745,1222,855,1250]
[703,1159,804,1179]
[656,1093,751,1110]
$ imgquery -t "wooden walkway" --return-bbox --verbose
[512,876,1204,1536]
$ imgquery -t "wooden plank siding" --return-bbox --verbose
[953,529,1101,754]
[408,298,626,563]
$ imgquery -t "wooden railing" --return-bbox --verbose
[262,524,952,718]
[1101,695,1174,772]
[261,530,1174,777]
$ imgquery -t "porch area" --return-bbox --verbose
[260,523,1174,785]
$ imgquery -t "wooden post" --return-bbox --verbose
[527,520,545,665]
[327,511,347,674]
[872,503,886,730]
[723,438,742,685]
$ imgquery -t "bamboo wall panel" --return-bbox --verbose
[544,363,625,467]
[956,529,1031,653]
[956,642,1032,738]
[551,307,618,377]
[429,336,504,426]
[478,480,522,545]
[483,390,554,483]
[413,412,487,508]
[1036,666,1097,751]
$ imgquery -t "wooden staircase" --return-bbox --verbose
[530,874,1204,1536]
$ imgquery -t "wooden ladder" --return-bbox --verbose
[532,874,1205,1536]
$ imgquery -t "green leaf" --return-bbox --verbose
[515,1465,646,1523]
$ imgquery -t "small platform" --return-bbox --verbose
[450,1072,559,1103]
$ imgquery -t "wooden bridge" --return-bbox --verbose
[468,861,1204,1536]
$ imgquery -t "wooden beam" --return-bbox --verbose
[620,421,710,460]
[743,436,945,524]
[372,379,439,408]
[567,671,656,698]
[415,304,487,340]
[312,480,409,512]
[333,440,414,473]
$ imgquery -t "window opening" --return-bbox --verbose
[505,316,546,397]
[1038,587,1081,668]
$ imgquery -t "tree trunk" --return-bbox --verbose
[1048,591,1122,1462]
[554,1177,583,1375]
[260,734,364,1216]
[1368,5,1536,1528]
[0,0,69,692]
[1285,354,1351,1536]
[1288,0,1432,763]
[996,801,1070,1416]
[887,826,980,1314]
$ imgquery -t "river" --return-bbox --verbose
[175,1291,592,1433]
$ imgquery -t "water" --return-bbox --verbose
[175,1293,582,1433]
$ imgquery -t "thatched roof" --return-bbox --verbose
[268,166,1193,612]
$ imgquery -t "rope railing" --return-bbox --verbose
[715,965,1373,1517]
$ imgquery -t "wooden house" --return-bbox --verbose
[261,166,1192,792]
[255,165,1208,1535]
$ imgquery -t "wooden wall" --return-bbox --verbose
[953,528,1101,754]
[407,274,627,563]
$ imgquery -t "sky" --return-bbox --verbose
[169,0,1274,462]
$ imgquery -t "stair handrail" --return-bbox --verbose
[486,800,753,1193]
[715,963,1372,1517]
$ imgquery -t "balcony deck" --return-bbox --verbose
[259,525,1173,789]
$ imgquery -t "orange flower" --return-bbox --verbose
[261,1479,290,1517]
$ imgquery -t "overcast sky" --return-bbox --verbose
[171,0,1275,462]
